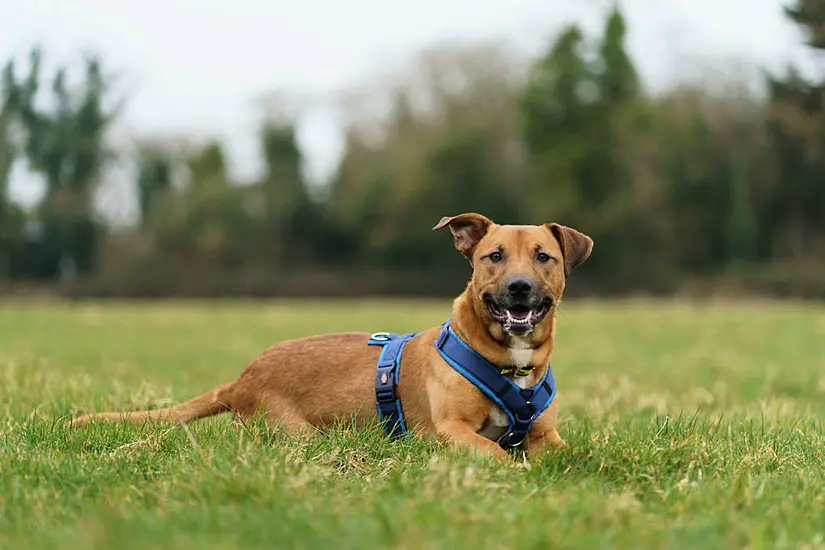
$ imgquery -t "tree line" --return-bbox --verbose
[1,2,824,298]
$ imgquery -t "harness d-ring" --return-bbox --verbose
[515,411,534,423]
[499,431,526,448]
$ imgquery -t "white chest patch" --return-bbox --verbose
[509,336,534,368]
[510,348,533,369]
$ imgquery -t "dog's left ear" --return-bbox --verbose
[433,213,494,261]
[546,223,594,278]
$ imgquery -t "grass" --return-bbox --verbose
[2,298,825,549]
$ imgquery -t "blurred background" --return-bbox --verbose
[0,0,823,300]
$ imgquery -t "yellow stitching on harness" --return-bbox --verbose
[500,366,535,376]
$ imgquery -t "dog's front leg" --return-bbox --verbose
[436,420,508,460]
[526,426,567,457]
[523,401,566,457]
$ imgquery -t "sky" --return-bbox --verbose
[0,0,815,222]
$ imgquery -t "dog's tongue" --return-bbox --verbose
[508,305,532,320]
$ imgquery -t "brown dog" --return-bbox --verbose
[72,213,593,460]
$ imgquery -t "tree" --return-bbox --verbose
[329,42,525,264]
[258,121,316,265]
[764,1,825,257]
[520,24,596,224]
[12,48,118,279]
[383,132,518,269]
[785,0,825,49]
[588,2,640,209]
[598,5,639,105]
[0,60,20,277]
[149,139,258,267]
[520,10,646,284]
[135,143,174,227]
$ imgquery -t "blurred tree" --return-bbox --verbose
[597,5,639,105]
[5,7,825,298]
[12,48,117,279]
[150,140,257,267]
[187,141,227,189]
[764,0,825,257]
[135,142,174,227]
[259,122,310,265]
[639,83,767,275]
[330,42,525,264]
[0,62,14,192]
[258,121,356,267]
[382,131,518,269]
[521,8,646,285]
[520,24,594,225]
[590,3,640,204]
[785,0,825,48]
[582,5,645,282]
[0,60,21,278]
[726,150,757,267]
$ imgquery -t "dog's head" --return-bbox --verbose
[434,213,593,338]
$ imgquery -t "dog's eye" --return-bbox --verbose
[489,251,503,263]
[536,252,551,264]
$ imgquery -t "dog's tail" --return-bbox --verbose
[71,383,234,427]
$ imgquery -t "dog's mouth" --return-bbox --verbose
[484,296,553,335]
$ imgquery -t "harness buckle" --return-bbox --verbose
[375,389,395,403]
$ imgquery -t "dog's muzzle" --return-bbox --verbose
[483,277,553,335]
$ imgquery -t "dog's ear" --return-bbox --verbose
[546,223,594,278]
[433,213,494,261]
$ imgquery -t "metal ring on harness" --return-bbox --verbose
[515,410,534,423]
[369,332,392,342]
[499,431,526,448]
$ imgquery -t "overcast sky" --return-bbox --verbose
[0,0,814,219]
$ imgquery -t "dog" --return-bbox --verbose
[72,213,593,460]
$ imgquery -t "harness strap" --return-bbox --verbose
[434,321,556,449]
[368,321,557,450]
[369,331,419,439]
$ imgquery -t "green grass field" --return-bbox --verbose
[2,299,825,549]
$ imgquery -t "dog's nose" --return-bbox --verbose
[507,277,533,297]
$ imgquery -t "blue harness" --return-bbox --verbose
[368,320,557,449]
